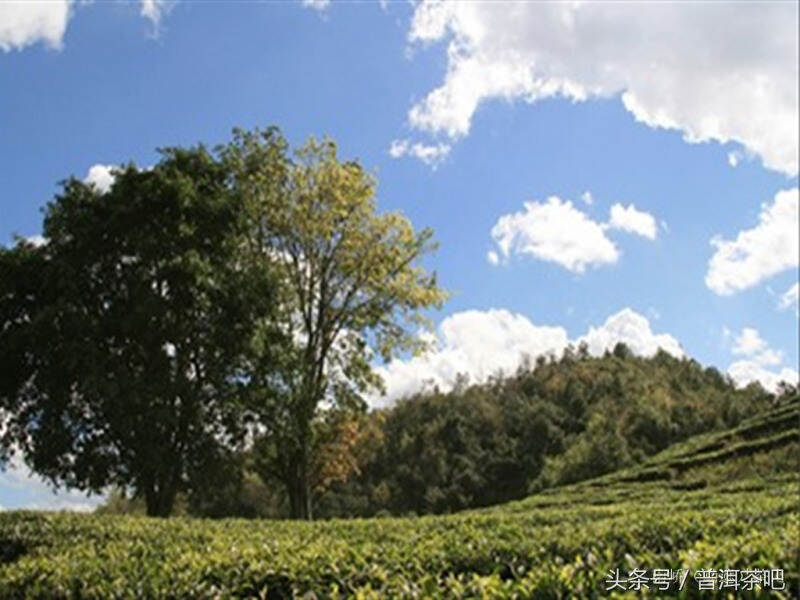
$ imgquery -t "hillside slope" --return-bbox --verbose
[0,396,797,598]
[508,391,798,510]
[317,349,774,519]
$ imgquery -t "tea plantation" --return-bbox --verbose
[1,396,797,599]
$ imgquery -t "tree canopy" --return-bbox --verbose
[0,146,278,516]
[221,128,447,518]
[313,346,773,518]
[0,127,447,519]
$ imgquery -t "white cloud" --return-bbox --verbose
[301,0,330,11]
[0,456,102,512]
[580,191,593,206]
[779,282,799,312]
[489,195,659,273]
[726,148,755,169]
[373,309,569,406]
[0,1,173,52]
[727,361,798,393]
[731,327,781,366]
[755,350,783,367]
[388,138,451,167]
[607,203,657,240]
[486,250,499,265]
[24,235,47,247]
[577,308,683,359]
[706,188,799,295]
[0,0,72,52]
[490,196,618,273]
[725,326,796,392]
[732,327,767,357]
[405,2,798,175]
[140,0,173,31]
[373,307,681,405]
[84,164,115,193]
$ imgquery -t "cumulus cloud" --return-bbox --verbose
[373,309,568,406]
[727,361,798,393]
[577,308,682,359]
[373,307,681,406]
[0,1,173,52]
[0,0,72,52]
[607,203,657,240]
[725,326,796,392]
[490,196,618,273]
[705,188,799,295]
[84,164,115,193]
[488,195,659,273]
[388,138,451,167]
[405,2,798,175]
[732,327,767,356]
[580,191,593,206]
[731,327,781,366]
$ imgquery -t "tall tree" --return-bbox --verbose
[0,147,277,516]
[222,128,447,519]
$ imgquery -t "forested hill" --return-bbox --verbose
[97,343,784,520]
[314,344,779,518]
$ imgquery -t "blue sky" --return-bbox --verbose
[1,1,797,510]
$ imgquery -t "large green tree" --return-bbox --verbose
[222,128,447,519]
[0,147,277,516]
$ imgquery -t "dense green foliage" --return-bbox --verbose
[97,347,775,520]
[0,148,278,516]
[1,395,796,598]
[0,126,446,519]
[314,347,771,517]
[221,128,446,519]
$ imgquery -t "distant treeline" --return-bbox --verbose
[99,343,783,518]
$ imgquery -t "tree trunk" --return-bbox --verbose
[286,450,313,520]
[144,478,179,517]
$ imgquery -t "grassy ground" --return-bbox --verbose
[1,396,797,598]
